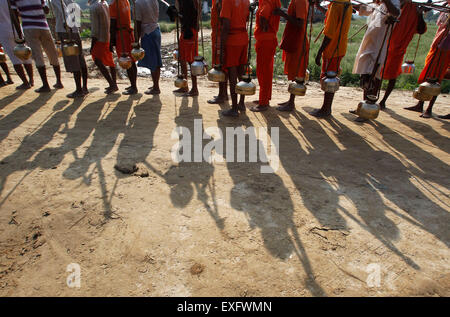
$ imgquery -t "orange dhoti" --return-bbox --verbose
[418,46,450,84]
[283,39,309,81]
[92,41,115,67]
[256,39,277,105]
[382,50,406,80]
[223,43,247,69]
[179,29,199,64]
[321,56,342,78]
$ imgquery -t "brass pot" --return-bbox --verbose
[401,60,415,75]
[321,71,340,93]
[413,87,433,101]
[191,56,206,76]
[0,51,6,63]
[174,75,188,88]
[173,50,178,60]
[118,55,132,69]
[14,39,32,61]
[55,41,63,57]
[288,77,306,96]
[63,42,80,56]
[236,75,256,95]
[305,69,310,83]
[418,79,440,97]
[208,65,226,82]
[356,95,380,120]
[131,42,145,61]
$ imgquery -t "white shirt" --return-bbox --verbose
[135,0,159,36]
[352,0,401,77]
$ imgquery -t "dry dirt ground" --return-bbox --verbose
[0,37,449,296]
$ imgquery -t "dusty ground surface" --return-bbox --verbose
[0,35,449,296]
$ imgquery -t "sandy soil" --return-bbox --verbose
[0,37,449,296]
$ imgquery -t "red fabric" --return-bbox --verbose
[418,46,450,84]
[256,39,277,105]
[321,56,342,78]
[211,0,221,65]
[254,0,281,42]
[224,43,247,69]
[179,28,198,64]
[220,0,250,46]
[383,2,421,80]
[280,0,308,53]
[115,29,135,61]
[282,38,309,80]
[92,41,115,67]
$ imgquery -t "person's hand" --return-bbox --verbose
[43,5,49,14]
[385,14,397,25]
[315,54,321,66]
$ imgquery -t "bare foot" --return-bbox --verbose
[207,96,226,104]
[173,87,188,93]
[238,103,246,112]
[35,85,51,93]
[16,83,31,90]
[250,105,269,112]
[277,100,290,106]
[184,89,199,97]
[310,108,331,118]
[404,104,423,113]
[67,90,85,98]
[53,82,64,89]
[379,101,386,110]
[420,111,432,118]
[145,88,160,95]
[276,103,294,112]
[221,108,239,117]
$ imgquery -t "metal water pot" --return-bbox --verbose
[413,88,432,101]
[401,60,415,75]
[305,69,310,83]
[356,95,380,120]
[118,55,132,69]
[288,77,306,96]
[321,71,340,93]
[207,65,226,82]
[418,79,440,97]
[63,42,80,56]
[14,39,32,61]
[173,50,178,60]
[0,51,6,63]
[174,75,188,88]
[191,56,207,76]
[131,42,145,61]
[236,75,256,95]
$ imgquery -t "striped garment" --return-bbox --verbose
[10,0,49,30]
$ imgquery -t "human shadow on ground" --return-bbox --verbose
[215,105,326,296]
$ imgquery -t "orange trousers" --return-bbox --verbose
[256,39,277,106]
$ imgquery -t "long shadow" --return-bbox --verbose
[216,107,325,296]
[383,108,450,155]
[63,95,133,218]
[146,96,223,229]
[270,108,421,270]
[347,113,450,248]
[0,89,27,112]
[0,97,84,202]
[0,91,57,144]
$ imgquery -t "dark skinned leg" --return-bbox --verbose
[379,79,396,110]
[208,77,229,104]
[0,72,4,86]
[277,94,296,111]
[185,64,199,97]
[0,62,13,84]
[81,66,88,94]
[35,66,51,92]
[222,66,239,117]
[404,100,424,112]
[67,71,84,98]
[311,92,334,117]
[123,62,138,95]
[95,59,117,93]
[13,64,30,89]
[53,65,63,89]
[24,63,34,86]
[174,61,189,93]
[421,96,437,118]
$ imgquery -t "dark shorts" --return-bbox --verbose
[58,32,86,73]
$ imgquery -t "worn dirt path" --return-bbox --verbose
[0,51,449,296]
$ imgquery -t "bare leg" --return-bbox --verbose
[0,62,13,83]
[53,65,63,89]
[95,59,117,93]
[67,71,84,98]
[13,64,30,89]
[146,67,160,94]
[208,81,228,104]
[35,66,51,93]
[311,92,334,118]
[185,63,199,96]
[421,96,437,118]
[404,100,424,113]
[221,66,239,117]
[379,79,396,110]
[24,63,34,86]
[81,66,88,94]
[277,94,296,111]
[123,62,138,95]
